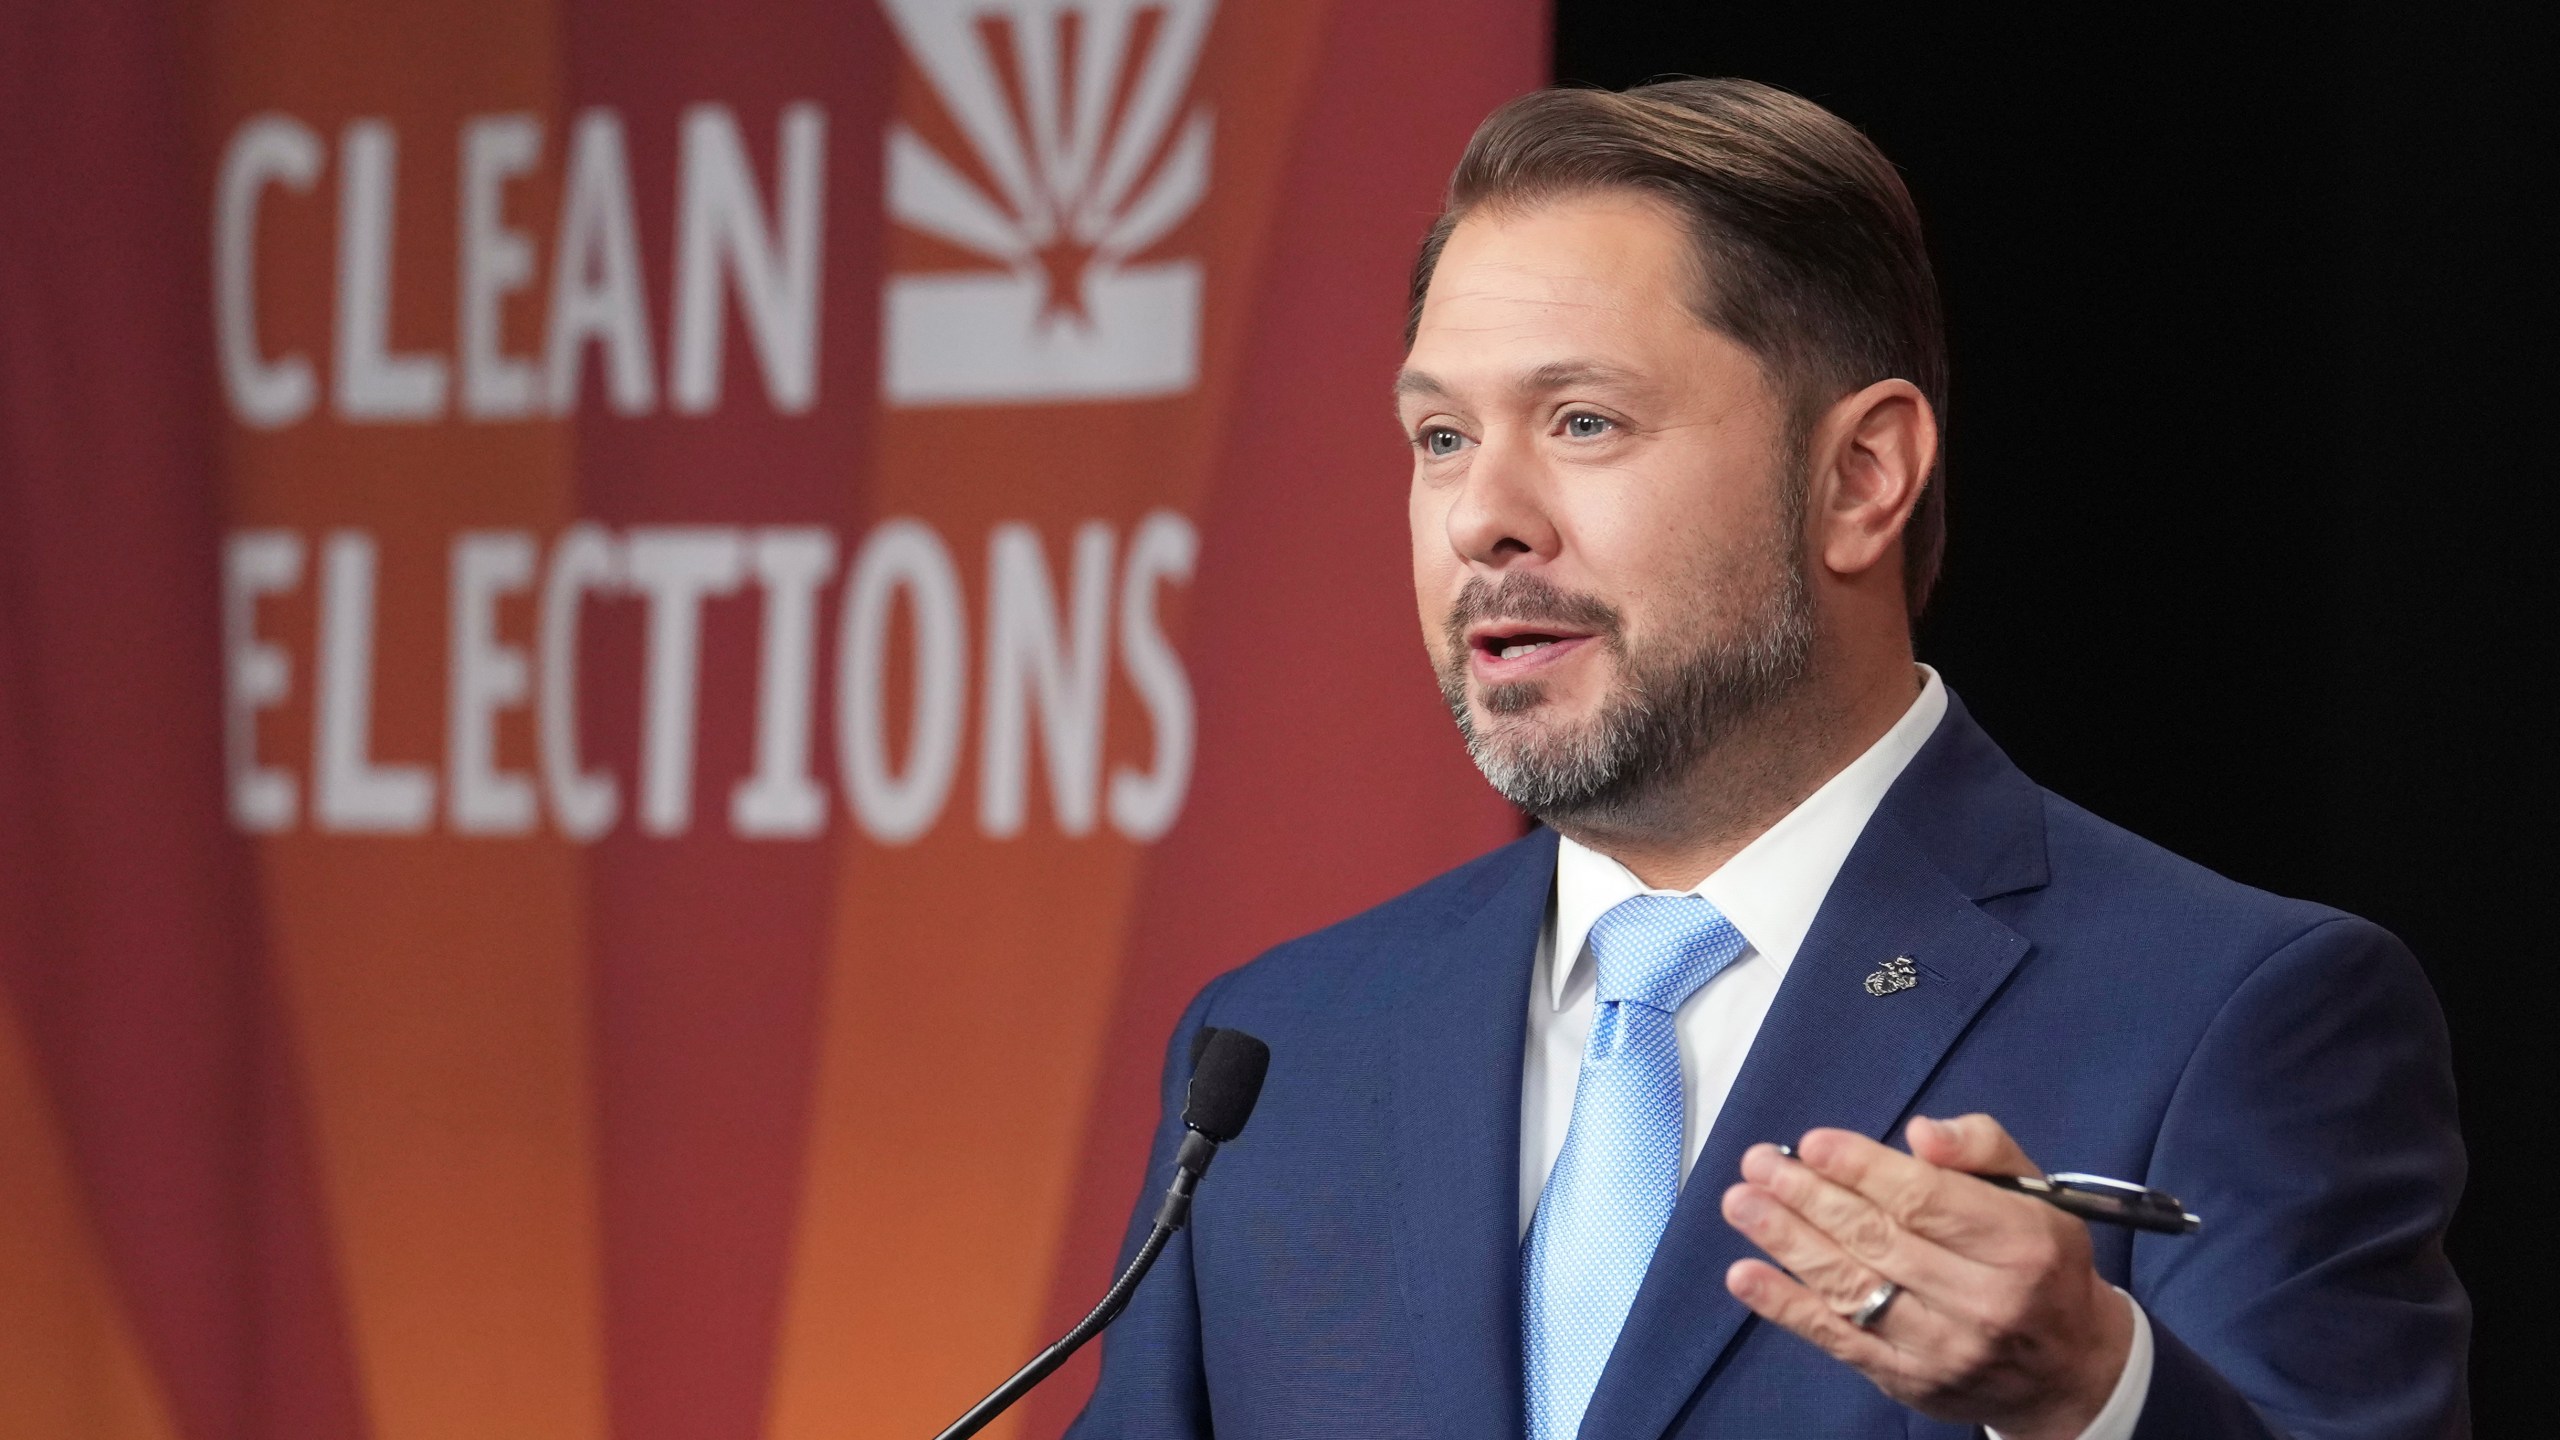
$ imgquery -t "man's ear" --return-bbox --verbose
[1808,379,1937,581]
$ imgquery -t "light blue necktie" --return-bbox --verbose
[1523,893,1746,1440]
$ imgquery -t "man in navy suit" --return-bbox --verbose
[1068,79,2466,1439]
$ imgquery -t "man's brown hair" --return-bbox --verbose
[1407,78,1949,614]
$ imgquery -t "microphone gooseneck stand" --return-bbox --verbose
[928,1029,1269,1440]
[929,1130,1216,1440]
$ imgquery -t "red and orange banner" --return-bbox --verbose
[0,1,1539,1436]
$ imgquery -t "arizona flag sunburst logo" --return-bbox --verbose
[880,0,1215,406]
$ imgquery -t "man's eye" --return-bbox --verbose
[1421,427,1469,457]
[1562,412,1613,439]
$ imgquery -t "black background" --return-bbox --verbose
[1551,3,2553,1429]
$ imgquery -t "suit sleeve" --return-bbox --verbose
[2132,916,2469,1439]
[1062,975,1229,1440]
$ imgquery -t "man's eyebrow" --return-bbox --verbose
[1517,360,1644,394]
[1392,368,1450,401]
[1391,361,1646,405]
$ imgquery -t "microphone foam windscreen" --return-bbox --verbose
[1183,1028,1271,1142]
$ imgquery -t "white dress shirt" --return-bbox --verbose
[1519,666,2152,1440]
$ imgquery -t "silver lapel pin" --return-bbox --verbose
[1863,954,1919,996]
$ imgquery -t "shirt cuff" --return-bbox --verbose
[1985,1288,2152,1440]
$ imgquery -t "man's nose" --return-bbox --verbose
[1443,429,1559,570]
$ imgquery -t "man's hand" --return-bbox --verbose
[1720,1115,2135,1440]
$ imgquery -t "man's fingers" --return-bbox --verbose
[1721,1180,1897,1310]
[1791,1125,2057,1257]
[1734,1119,2122,1430]
[1907,1113,2038,1178]
[1724,1257,1904,1374]
[1736,1144,1981,1294]
[1791,1127,2003,1248]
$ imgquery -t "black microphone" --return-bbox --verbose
[929,1027,1271,1440]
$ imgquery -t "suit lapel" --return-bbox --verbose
[1388,827,1554,1440]
[1579,695,2048,1440]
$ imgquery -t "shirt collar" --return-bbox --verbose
[1548,665,1950,1010]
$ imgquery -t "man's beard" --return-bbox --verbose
[1434,525,1815,827]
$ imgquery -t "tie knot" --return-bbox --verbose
[1585,894,1745,1012]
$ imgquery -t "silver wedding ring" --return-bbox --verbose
[1849,1280,1900,1329]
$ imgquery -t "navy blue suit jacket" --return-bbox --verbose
[1068,695,2468,1439]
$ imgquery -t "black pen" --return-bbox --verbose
[1972,1171,2200,1235]
[1771,1145,2201,1236]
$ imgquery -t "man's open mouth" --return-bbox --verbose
[1465,625,1599,670]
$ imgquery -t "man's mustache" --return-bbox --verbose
[1443,574,1625,654]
